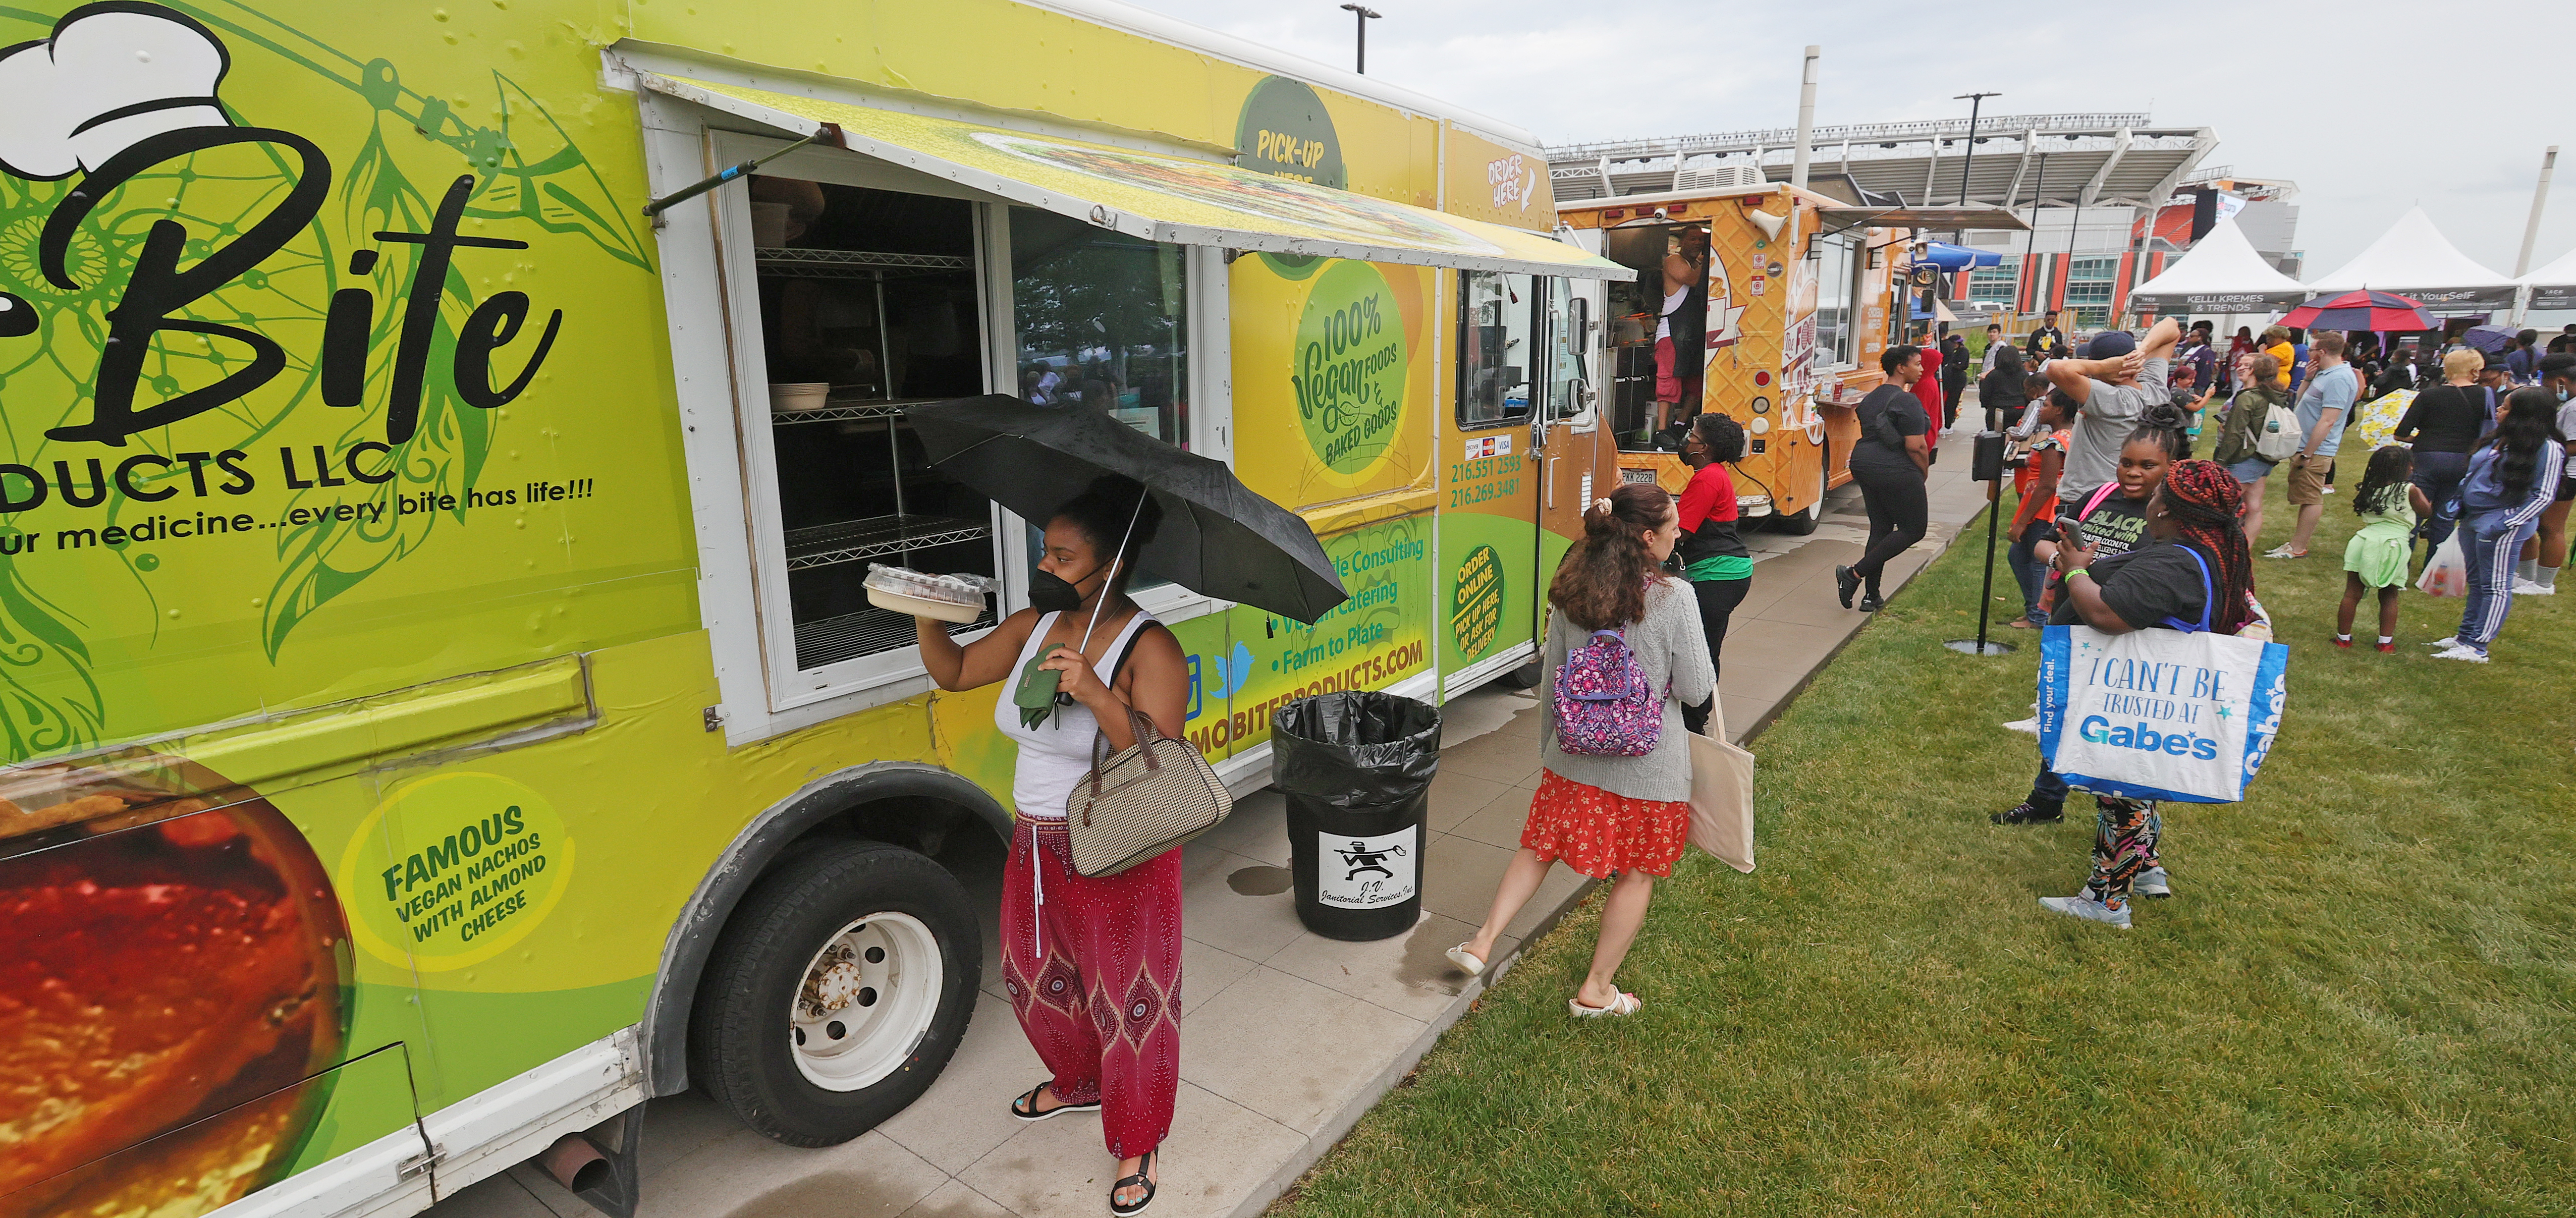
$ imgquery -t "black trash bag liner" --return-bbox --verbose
[1269,691,1441,809]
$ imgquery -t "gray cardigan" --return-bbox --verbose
[1535,577,1717,802]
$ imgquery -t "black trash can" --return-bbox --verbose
[1270,692,1442,941]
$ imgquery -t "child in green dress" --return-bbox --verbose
[2337,445,2433,652]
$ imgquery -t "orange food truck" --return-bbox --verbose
[0,2,1625,1216]
[1554,183,2025,526]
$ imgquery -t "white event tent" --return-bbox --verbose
[2127,218,2310,313]
[2308,206,2517,312]
[2520,244,2576,311]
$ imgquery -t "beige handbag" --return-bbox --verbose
[1685,729,1756,873]
[1068,708,1232,877]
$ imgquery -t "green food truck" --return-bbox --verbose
[0,2,1627,1214]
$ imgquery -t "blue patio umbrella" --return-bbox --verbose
[1912,242,2004,271]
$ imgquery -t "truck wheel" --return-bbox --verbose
[1497,659,1543,689]
[690,839,978,1147]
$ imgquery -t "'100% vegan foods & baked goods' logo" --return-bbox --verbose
[1292,260,1407,474]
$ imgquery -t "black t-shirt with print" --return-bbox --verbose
[2032,488,2152,557]
[1849,384,1928,476]
[2048,540,2212,630]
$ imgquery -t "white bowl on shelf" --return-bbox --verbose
[769,382,830,412]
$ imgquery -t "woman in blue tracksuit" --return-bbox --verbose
[2433,388,2567,662]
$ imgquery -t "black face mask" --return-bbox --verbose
[1028,563,1101,613]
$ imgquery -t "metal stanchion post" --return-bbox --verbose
[1947,429,2016,656]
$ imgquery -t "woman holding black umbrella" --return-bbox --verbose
[900,395,1350,1217]
[915,474,1186,1216]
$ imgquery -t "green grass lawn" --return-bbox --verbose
[1276,473,2575,1216]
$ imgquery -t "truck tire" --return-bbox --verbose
[1497,659,1543,689]
[690,839,979,1147]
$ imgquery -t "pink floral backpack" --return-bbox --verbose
[1552,626,1661,757]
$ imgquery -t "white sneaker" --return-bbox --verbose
[2039,894,2131,928]
[2430,645,2490,663]
[2002,716,2040,735]
[2512,580,2549,595]
[2425,636,2458,648]
[2263,544,2304,559]
[2134,867,2172,899]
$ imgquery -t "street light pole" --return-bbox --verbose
[1952,92,2000,208]
[1951,91,2000,253]
[1339,4,1382,75]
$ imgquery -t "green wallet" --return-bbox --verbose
[1013,651,1064,730]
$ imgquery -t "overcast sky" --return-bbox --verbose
[1132,0,2576,289]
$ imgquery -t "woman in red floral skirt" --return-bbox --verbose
[1444,483,1715,1016]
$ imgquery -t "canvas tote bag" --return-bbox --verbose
[1685,696,1755,872]
[2037,551,2289,804]
[1067,708,1232,877]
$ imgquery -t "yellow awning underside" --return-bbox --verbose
[639,73,1631,280]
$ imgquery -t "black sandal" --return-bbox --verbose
[1109,1148,1157,1215]
[1008,1082,1099,1122]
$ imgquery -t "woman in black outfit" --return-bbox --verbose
[1980,344,2027,433]
[1940,334,1971,429]
[2394,347,2495,550]
[1836,345,1931,613]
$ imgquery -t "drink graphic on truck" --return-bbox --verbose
[0,3,1626,1215]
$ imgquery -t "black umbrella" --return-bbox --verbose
[904,396,1349,623]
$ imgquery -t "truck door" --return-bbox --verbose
[1442,270,1544,696]
[1533,275,1603,638]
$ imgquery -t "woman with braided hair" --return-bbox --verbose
[1991,401,2193,829]
[2036,459,2261,929]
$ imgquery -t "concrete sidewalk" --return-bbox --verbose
[434,421,2001,1218]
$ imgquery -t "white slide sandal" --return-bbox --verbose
[1568,991,1641,1018]
[1444,943,1486,976]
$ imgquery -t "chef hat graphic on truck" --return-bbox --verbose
[0,2,235,181]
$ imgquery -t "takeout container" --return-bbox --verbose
[864,564,995,624]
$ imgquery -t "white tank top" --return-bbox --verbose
[1658,286,1687,340]
[994,608,1159,820]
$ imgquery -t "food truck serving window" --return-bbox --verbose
[1011,208,1190,450]
[1009,207,1191,595]
[1808,233,1859,369]
[750,177,1001,677]
[1457,270,1539,429]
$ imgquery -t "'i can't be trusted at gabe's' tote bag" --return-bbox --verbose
[2036,559,2290,804]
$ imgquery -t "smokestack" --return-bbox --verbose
[1789,46,1820,193]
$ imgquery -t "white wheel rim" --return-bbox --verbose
[787,911,944,1092]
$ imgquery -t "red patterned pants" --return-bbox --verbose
[1000,818,1182,1158]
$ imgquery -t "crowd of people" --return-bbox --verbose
[1415,300,2573,1013]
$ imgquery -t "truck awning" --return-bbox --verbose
[1815,205,2032,234]
[636,72,1632,280]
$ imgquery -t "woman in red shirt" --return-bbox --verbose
[2007,389,2073,626]
[1674,412,1752,735]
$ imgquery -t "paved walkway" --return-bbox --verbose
[432,420,2000,1218]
